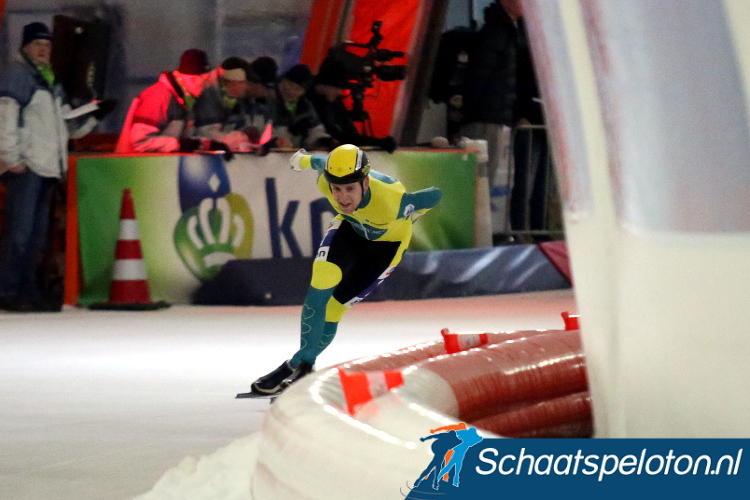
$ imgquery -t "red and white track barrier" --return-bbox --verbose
[251,327,591,500]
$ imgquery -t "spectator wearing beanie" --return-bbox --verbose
[250,56,279,100]
[116,48,230,154]
[0,22,109,312]
[242,62,276,146]
[271,64,332,150]
[307,56,398,153]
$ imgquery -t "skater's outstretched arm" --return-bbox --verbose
[399,187,442,221]
[290,148,327,175]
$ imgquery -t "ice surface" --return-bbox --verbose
[0,290,575,500]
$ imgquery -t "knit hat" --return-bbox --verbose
[219,56,253,82]
[177,49,210,75]
[315,57,349,89]
[22,22,53,48]
[282,64,314,90]
[244,67,262,84]
[250,56,279,88]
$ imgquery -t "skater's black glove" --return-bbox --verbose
[92,99,117,120]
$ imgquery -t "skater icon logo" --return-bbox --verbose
[404,423,484,499]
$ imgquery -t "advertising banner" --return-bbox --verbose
[77,150,477,305]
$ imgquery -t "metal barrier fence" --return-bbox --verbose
[503,124,564,243]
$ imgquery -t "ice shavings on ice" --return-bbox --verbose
[133,433,259,500]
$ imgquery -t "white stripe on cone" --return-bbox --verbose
[365,371,388,397]
[118,219,141,241]
[338,368,405,415]
[113,259,148,281]
[441,328,489,354]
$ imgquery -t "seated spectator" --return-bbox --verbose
[116,49,229,155]
[242,67,275,145]
[194,57,257,151]
[250,56,279,101]
[272,64,333,150]
[307,57,397,153]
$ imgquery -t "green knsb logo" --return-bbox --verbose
[174,156,254,280]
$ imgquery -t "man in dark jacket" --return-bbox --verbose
[509,14,550,235]
[460,0,523,189]
[460,0,551,241]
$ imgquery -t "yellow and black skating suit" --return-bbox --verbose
[289,152,442,368]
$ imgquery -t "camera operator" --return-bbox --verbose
[307,57,397,153]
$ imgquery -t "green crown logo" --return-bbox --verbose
[173,192,254,280]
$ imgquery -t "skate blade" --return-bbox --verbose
[235,391,278,400]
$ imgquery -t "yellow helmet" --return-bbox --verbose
[324,144,370,184]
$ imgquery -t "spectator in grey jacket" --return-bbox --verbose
[194,57,274,153]
[0,22,109,312]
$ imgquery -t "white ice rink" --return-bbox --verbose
[0,290,575,500]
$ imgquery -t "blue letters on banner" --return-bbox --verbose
[265,177,302,258]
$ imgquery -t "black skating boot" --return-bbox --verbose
[251,360,295,395]
[280,362,315,390]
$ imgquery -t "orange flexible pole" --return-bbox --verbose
[64,157,81,305]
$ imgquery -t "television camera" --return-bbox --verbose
[327,21,407,132]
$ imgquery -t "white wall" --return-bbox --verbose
[525,0,750,437]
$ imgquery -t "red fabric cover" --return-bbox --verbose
[347,0,418,136]
[538,240,573,284]
[300,0,347,71]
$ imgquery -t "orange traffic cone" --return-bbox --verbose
[561,311,580,330]
[441,328,489,354]
[338,368,404,415]
[89,189,170,310]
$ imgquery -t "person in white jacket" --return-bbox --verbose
[0,22,106,312]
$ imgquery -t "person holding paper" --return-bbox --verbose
[0,22,111,312]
